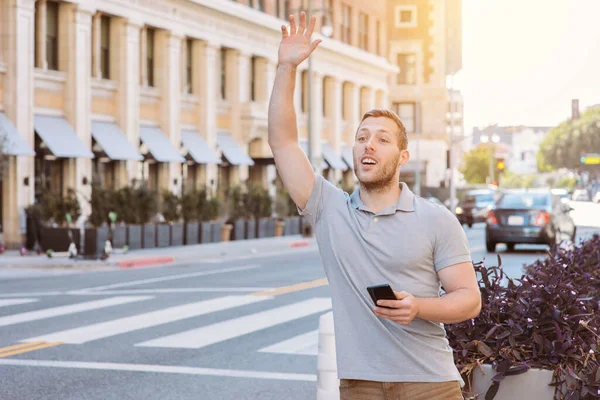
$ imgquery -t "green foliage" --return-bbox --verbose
[202,195,220,221]
[459,145,493,184]
[0,133,8,181]
[538,107,600,171]
[133,183,158,224]
[161,190,180,223]
[36,189,81,226]
[181,190,199,222]
[88,184,116,227]
[553,176,577,191]
[246,184,272,219]
[226,185,250,222]
[274,184,298,218]
[500,172,538,189]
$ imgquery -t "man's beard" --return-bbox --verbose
[354,157,399,193]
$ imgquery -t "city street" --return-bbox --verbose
[0,202,598,400]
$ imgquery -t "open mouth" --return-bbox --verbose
[360,156,378,166]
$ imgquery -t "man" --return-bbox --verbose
[268,12,481,400]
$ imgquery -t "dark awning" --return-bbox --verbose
[341,145,353,169]
[0,112,35,156]
[322,143,347,170]
[216,132,254,166]
[139,125,185,163]
[181,130,221,164]
[91,121,143,161]
[34,115,93,158]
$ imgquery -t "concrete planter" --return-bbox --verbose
[199,222,212,244]
[170,223,184,246]
[112,225,127,249]
[471,363,566,400]
[184,222,199,245]
[232,219,246,241]
[256,217,269,238]
[127,225,142,250]
[40,226,81,253]
[142,224,156,249]
[211,221,223,243]
[83,226,108,257]
[245,219,256,240]
[284,217,300,235]
[266,218,276,237]
[156,224,170,248]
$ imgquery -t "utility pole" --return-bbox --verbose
[306,0,314,170]
[448,75,457,213]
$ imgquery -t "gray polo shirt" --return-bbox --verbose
[299,174,472,384]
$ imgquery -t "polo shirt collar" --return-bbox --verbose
[350,182,415,214]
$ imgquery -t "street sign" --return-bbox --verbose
[580,153,600,165]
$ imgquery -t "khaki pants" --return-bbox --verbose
[339,379,463,400]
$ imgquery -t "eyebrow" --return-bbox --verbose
[357,128,391,134]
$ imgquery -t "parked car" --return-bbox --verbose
[550,188,570,204]
[485,189,576,252]
[571,189,590,201]
[455,189,497,228]
[593,191,600,204]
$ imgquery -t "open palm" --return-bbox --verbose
[278,12,322,67]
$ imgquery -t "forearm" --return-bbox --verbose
[268,64,299,149]
[415,288,481,324]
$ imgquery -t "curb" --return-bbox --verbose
[118,256,175,269]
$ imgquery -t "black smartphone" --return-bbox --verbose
[367,284,397,308]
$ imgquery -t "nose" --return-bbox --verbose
[365,137,376,151]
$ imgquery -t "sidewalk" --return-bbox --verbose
[0,235,318,270]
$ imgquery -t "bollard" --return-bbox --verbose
[316,311,339,400]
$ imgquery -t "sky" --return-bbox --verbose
[453,0,600,134]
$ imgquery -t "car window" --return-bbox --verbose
[497,193,551,209]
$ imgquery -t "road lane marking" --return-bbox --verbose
[258,329,319,355]
[67,287,274,295]
[0,341,46,354]
[251,278,329,297]
[73,265,261,293]
[0,341,62,358]
[0,292,65,298]
[0,299,39,307]
[136,297,332,349]
[0,296,151,327]
[23,295,272,344]
[0,359,317,381]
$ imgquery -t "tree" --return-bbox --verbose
[459,144,493,184]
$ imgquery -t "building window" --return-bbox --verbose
[100,16,110,79]
[220,48,227,100]
[146,28,155,87]
[283,0,290,20]
[250,56,256,102]
[341,5,351,44]
[394,102,416,133]
[396,53,416,85]
[46,1,59,71]
[395,5,417,28]
[358,12,368,51]
[322,0,333,33]
[186,39,193,93]
[255,0,264,11]
[275,0,280,18]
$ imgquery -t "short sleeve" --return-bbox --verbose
[433,209,472,272]
[297,173,344,228]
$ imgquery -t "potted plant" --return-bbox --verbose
[198,189,220,243]
[132,182,158,249]
[159,190,182,247]
[38,189,82,253]
[246,184,272,238]
[181,190,199,245]
[446,236,600,400]
[113,184,142,250]
[224,185,249,241]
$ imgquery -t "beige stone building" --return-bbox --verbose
[0,0,395,247]
[387,0,462,190]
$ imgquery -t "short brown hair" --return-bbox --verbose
[359,109,408,150]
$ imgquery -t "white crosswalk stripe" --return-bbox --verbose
[135,297,332,349]
[0,299,39,308]
[0,296,151,327]
[258,330,319,355]
[23,295,272,344]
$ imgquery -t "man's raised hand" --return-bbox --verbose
[278,12,322,68]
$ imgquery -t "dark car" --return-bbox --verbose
[455,190,497,227]
[485,189,576,252]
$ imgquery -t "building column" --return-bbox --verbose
[34,0,47,69]
[327,77,343,184]
[139,27,148,87]
[115,17,141,187]
[310,70,323,174]
[227,49,250,184]
[360,86,376,116]
[91,12,101,79]
[4,0,35,247]
[376,89,388,109]
[194,40,219,192]
[156,30,182,195]
[347,83,360,143]
[255,57,276,104]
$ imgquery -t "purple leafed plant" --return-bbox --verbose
[447,234,600,400]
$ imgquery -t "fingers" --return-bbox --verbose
[305,15,317,38]
[299,11,307,34]
[281,25,289,38]
[309,39,322,53]
[289,14,297,35]
[393,290,411,300]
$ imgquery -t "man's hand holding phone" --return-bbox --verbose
[373,290,420,326]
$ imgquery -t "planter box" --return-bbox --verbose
[211,221,223,243]
[471,364,565,400]
[171,223,184,246]
[127,225,142,250]
[184,222,199,245]
[156,224,170,248]
[199,222,212,244]
[256,217,269,238]
[285,217,301,235]
[40,226,82,253]
[84,225,109,256]
[232,220,246,241]
[142,224,156,249]
[112,225,127,249]
[245,219,256,240]
[266,218,276,237]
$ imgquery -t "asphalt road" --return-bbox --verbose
[0,205,598,400]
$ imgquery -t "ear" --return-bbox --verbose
[399,149,410,167]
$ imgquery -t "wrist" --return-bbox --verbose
[277,63,297,73]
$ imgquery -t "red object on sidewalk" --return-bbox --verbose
[290,241,309,248]
[118,256,174,268]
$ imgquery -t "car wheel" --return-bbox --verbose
[506,243,515,252]
[486,238,496,253]
[468,223,473,228]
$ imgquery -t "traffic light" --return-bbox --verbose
[496,159,505,173]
